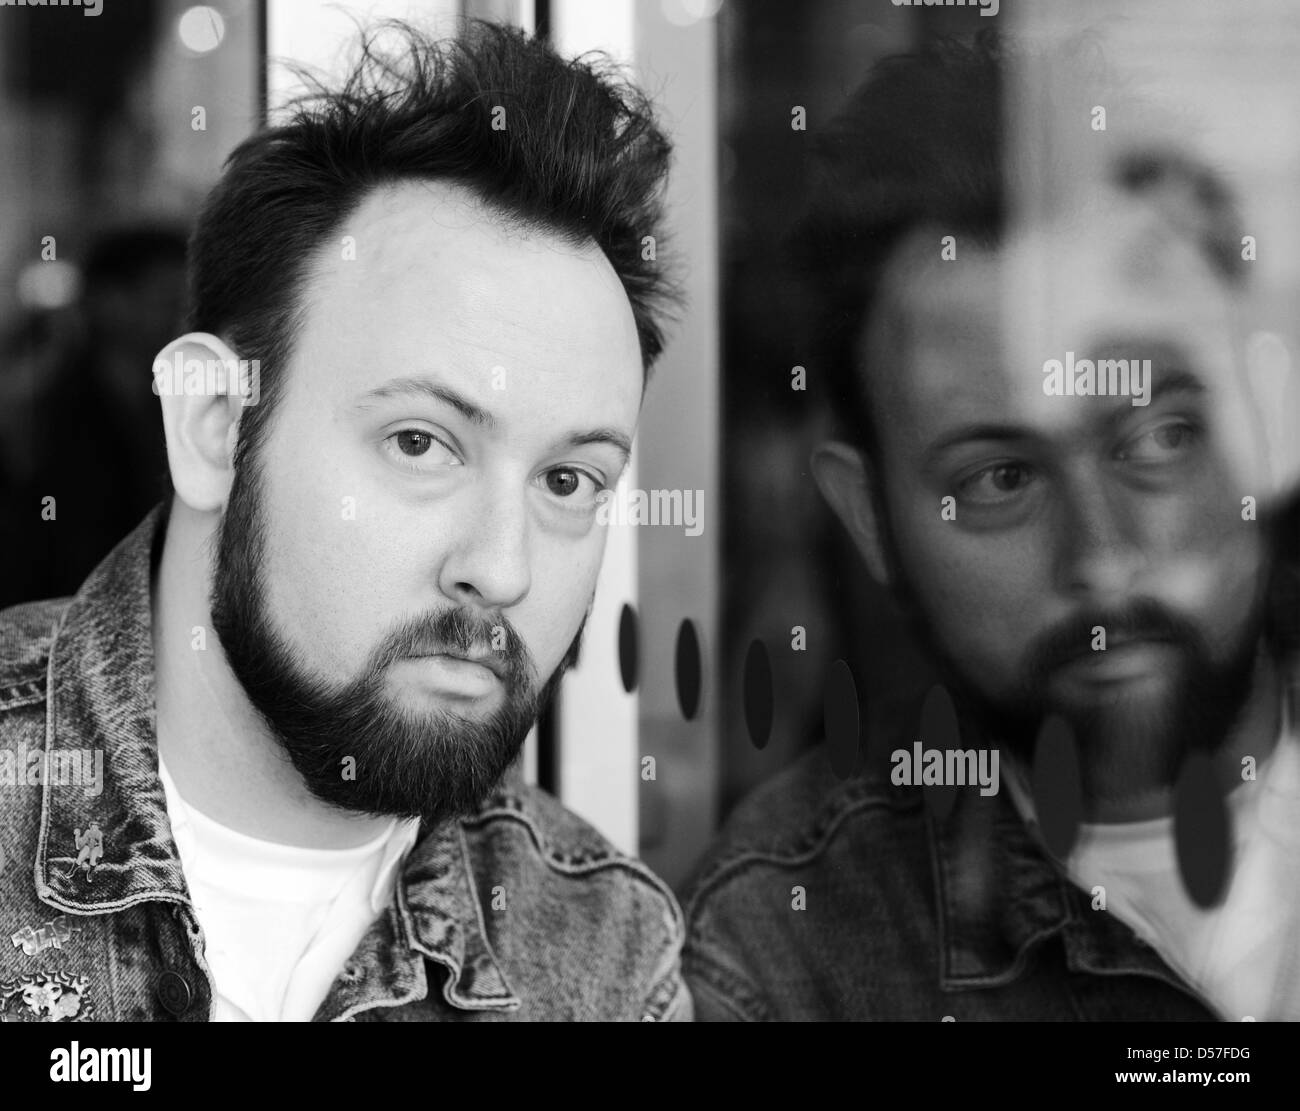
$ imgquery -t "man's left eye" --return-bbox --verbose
[543,467,602,502]
[1118,420,1200,464]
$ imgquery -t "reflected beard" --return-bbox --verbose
[209,456,580,828]
[1005,599,1262,789]
[897,578,1263,795]
[876,503,1265,795]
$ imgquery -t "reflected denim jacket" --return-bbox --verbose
[682,746,1217,1021]
[0,509,690,1022]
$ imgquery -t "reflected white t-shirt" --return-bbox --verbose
[158,755,421,1022]
[1009,706,1300,1021]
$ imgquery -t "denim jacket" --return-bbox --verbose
[0,509,690,1022]
[682,746,1218,1021]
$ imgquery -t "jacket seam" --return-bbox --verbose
[461,806,686,944]
[682,951,770,1021]
[640,966,688,1021]
[0,609,59,706]
[37,889,192,916]
[0,686,45,711]
[684,792,896,925]
[35,600,73,886]
[450,820,522,1009]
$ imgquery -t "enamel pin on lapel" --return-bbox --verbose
[0,971,95,1022]
[57,822,105,883]
[11,915,81,957]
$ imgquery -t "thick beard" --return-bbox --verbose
[871,474,1267,796]
[910,589,1263,796]
[209,452,582,828]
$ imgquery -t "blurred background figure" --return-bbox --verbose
[0,226,187,607]
[0,0,258,607]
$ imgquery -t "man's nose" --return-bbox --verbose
[438,481,532,611]
[1054,468,1148,605]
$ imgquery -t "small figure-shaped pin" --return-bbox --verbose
[61,822,104,883]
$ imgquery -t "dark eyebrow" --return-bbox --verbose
[353,376,496,429]
[354,375,632,463]
[1087,339,1209,407]
[925,423,1034,464]
[1143,367,1207,405]
[563,429,632,466]
[924,364,1208,465]
[1092,365,1207,436]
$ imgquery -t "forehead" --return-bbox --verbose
[287,179,642,421]
[866,201,1238,447]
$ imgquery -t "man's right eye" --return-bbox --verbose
[383,429,460,471]
[955,461,1036,504]
[396,430,434,456]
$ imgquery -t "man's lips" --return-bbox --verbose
[406,649,505,679]
[1051,636,1177,684]
[391,652,505,701]
[1104,632,1175,649]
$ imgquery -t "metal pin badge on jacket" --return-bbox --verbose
[0,971,95,1022]
[11,916,80,957]
[59,822,105,883]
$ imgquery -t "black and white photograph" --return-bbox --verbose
[0,0,1296,1085]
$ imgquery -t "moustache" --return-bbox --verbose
[370,608,537,690]
[1025,598,1203,681]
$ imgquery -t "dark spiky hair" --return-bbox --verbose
[186,18,675,468]
[791,31,1245,462]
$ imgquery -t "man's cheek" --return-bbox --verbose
[536,562,600,659]
[921,555,1032,656]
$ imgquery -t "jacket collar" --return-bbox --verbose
[37,504,187,912]
[929,768,1194,995]
[398,819,519,1009]
[35,505,517,1011]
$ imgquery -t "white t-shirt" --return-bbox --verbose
[158,755,422,1022]
[1008,706,1300,1021]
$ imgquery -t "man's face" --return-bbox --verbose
[211,181,643,825]
[859,200,1270,783]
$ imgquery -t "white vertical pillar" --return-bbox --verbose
[627,0,719,886]
[550,0,720,874]
[548,0,641,855]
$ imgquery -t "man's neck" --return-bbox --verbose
[151,501,395,849]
